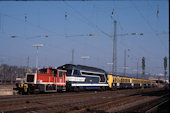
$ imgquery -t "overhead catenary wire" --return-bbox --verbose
[0,14,2,32]
[0,12,113,68]
[63,1,113,39]
[0,10,119,69]
[62,2,133,72]
[0,13,4,33]
[0,13,109,56]
[130,1,167,51]
[63,2,157,74]
[0,3,140,59]
[0,13,62,36]
[0,2,168,75]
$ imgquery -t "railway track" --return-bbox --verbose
[117,94,169,113]
[0,88,168,113]
[145,99,169,113]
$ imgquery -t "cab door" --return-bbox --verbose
[57,70,66,86]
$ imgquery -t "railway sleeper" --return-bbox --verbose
[116,94,169,112]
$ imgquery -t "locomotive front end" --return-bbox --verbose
[16,73,37,94]
[26,73,37,84]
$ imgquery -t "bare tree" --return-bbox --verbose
[164,56,167,83]
[142,57,145,79]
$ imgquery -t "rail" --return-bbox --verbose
[145,99,169,113]
[115,94,169,113]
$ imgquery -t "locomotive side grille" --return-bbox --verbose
[27,74,34,82]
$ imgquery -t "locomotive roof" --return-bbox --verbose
[39,67,57,71]
[57,64,106,73]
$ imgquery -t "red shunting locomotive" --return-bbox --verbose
[17,68,66,94]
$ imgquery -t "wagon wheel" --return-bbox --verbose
[74,87,80,92]
[111,83,117,91]
[66,83,72,92]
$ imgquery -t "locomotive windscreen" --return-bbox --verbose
[27,74,34,82]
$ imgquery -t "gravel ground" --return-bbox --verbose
[0,87,168,113]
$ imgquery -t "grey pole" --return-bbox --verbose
[124,49,126,76]
[72,49,74,64]
[32,44,43,73]
[36,47,38,71]
[137,59,139,79]
[112,20,117,75]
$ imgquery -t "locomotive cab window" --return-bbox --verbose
[59,71,63,77]
[73,70,79,75]
[66,69,72,76]
[52,70,57,76]
[39,69,47,74]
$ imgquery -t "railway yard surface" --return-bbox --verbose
[0,87,169,113]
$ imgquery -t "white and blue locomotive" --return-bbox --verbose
[57,64,109,91]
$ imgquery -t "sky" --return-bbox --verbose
[0,0,169,78]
